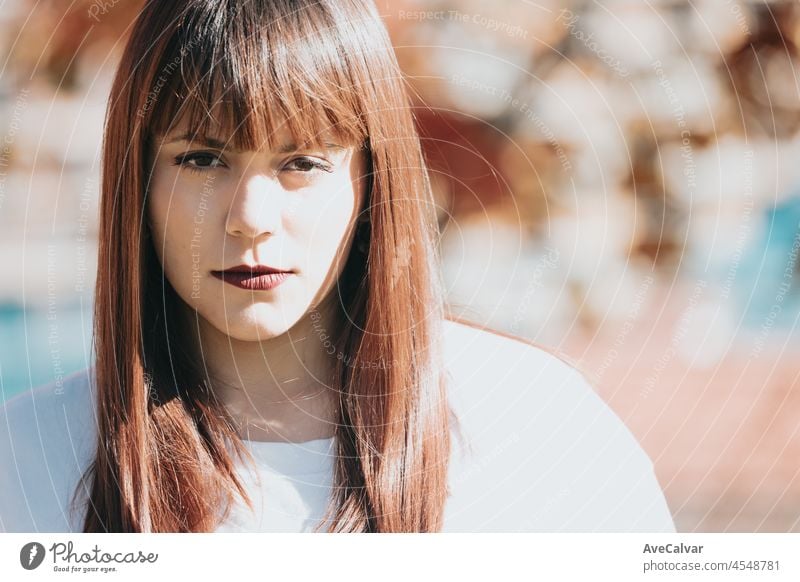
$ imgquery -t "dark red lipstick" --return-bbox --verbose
[211,264,293,291]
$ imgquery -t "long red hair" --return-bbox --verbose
[80,0,454,532]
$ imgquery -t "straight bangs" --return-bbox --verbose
[143,0,372,153]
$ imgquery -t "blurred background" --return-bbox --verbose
[1,0,799,532]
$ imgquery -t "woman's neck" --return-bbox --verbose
[185,296,343,443]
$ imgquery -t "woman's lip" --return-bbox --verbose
[211,270,293,291]
[217,264,291,274]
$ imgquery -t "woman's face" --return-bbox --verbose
[147,123,368,341]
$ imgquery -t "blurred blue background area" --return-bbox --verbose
[738,194,800,329]
[0,301,93,402]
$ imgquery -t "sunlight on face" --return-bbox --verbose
[146,124,368,341]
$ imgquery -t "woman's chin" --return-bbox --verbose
[205,306,306,342]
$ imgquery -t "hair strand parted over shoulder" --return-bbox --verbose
[80,0,454,532]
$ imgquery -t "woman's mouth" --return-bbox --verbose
[211,265,293,291]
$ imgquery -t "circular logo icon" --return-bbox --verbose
[20,542,46,570]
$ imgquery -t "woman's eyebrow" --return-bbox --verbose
[164,132,345,153]
[166,132,231,150]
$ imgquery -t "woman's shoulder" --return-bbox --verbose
[440,317,675,532]
[441,316,585,396]
[0,367,97,532]
[440,317,603,419]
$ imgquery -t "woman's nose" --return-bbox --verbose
[225,173,284,239]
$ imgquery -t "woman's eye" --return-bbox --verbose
[284,157,333,173]
[172,152,225,173]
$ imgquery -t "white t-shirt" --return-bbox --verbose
[0,319,675,532]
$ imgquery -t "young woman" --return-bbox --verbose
[0,0,675,533]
